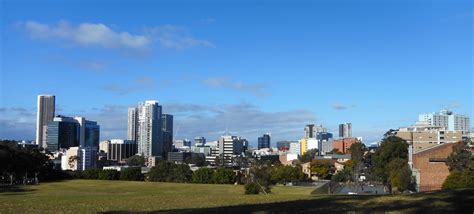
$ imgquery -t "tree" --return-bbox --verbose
[446,140,472,172]
[327,148,343,155]
[68,155,79,169]
[192,168,214,184]
[244,164,272,194]
[147,161,176,182]
[332,168,353,182]
[212,168,235,184]
[442,171,465,190]
[173,164,192,183]
[372,136,408,186]
[442,160,474,190]
[185,154,207,167]
[349,142,366,165]
[310,159,333,180]
[120,167,144,181]
[271,165,305,185]
[299,149,318,163]
[126,155,145,167]
[387,158,412,192]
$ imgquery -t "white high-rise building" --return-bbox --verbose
[419,110,470,131]
[36,95,55,148]
[137,100,163,159]
[216,135,245,166]
[289,142,301,155]
[127,107,138,142]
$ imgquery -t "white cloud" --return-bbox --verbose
[146,25,215,50]
[101,76,157,95]
[24,21,150,50]
[203,77,271,97]
[332,103,356,110]
[22,21,214,51]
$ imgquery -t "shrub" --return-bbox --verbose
[192,168,214,184]
[98,169,120,180]
[120,167,144,181]
[82,169,100,179]
[244,183,260,194]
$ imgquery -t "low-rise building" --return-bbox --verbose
[107,139,137,163]
[61,146,97,171]
[397,122,466,152]
[410,143,456,192]
[333,138,359,154]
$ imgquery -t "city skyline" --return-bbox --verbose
[1,0,473,144]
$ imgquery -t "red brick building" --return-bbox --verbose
[412,143,455,192]
[332,138,359,154]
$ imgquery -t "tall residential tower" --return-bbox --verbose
[127,107,138,142]
[137,101,163,158]
[339,123,352,138]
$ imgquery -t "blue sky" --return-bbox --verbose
[1,0,473,145]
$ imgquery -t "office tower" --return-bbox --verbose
[84,120,100,148]
[162,114,173,158]
[316,132,334,155]
[194,136,206,147]
[258,133,271,149]
[36,95,55,148]
[419,110,470,131]
[137,100,163,159]
[46,115,100,152]
[127,107,138,142]
[339,123,352,138]
[46,116,80,152]
[107,139,137,163]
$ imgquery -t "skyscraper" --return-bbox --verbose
[304,124,315,139]
[162,114,173,158]
[137,100,163,159]
[36,95,55,148]
[339,123,352,138]
[127,107,138,142]
[258,133,271,149]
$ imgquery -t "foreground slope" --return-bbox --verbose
[0,180,472,213]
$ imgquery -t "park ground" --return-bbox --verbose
[0,180,473,213]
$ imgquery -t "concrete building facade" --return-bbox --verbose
[339,123,352,138]
[107,139,137,163]
[36,95,55,148]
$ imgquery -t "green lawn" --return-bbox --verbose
[0,180,472,213]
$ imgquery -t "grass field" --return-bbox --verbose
[0,180,473,213]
